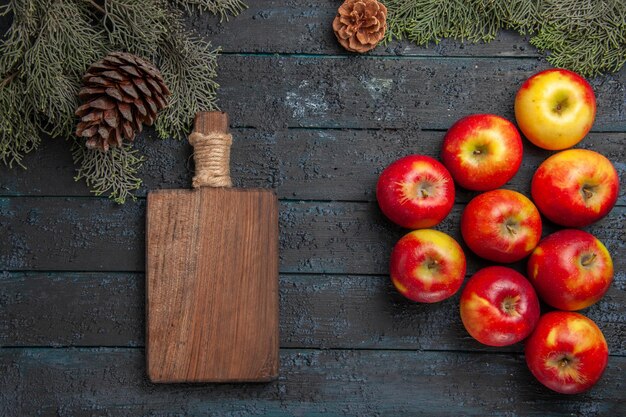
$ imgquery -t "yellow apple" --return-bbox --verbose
[515,69,596,150]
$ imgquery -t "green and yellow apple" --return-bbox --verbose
[515,69,596,150]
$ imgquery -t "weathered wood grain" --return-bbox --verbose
[0,197,626,274]
[2,272,624,356]
[215,55,626,131]
[146,188,279,382]
[1,197,623,275]
[1,348,625,417]
[1,130,624,206]
[191,0,539,57]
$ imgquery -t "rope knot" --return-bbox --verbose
[189,131,233,188]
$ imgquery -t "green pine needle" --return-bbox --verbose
[155,31,220,140]
[384,0,626,77]
[72,141,144,204]
[0,77,40,168]
[104,0,170,59]
[173,0,247,21]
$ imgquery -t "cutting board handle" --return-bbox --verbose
[188,111,232,188]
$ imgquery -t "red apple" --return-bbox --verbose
[390,229,466,303]
[441,114,523,191]
[460,266,540,346]
[377,155,455,229]
[528,230,613,311]
[525,311,608,394]
[461,189,542,263]
[531,149,619,227]
[515,69,596,150]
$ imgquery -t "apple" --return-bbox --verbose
[525,311,608,394]
[390,229,466,303]
[377,155,455,229]
[531,149,619,227]
[528,229,613,311]
[441,114,523,191]
[515,68,596,150]
[461,189,542,263]
[460,266,540,346]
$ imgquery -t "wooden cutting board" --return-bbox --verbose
[146,112,279,383]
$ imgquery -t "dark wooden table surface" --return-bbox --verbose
[1,1,625,415]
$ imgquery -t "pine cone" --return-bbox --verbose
[75,52,170,152]
[332,0,387,53]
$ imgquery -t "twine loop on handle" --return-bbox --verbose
[189,131,233,188]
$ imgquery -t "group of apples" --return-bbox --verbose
[376,69,620,394]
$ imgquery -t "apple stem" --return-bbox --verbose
[427,259,438,270]
[420,189,429,198]
[506,224,517,235]
[581,253,597,267]
[582,185,595,201]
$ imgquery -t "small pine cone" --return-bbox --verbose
[75,52,170,152]
[332,0,387,53]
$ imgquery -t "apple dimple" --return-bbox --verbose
[545,353,584,384]
[503,218,519,237]
[551,90,571,115]
[501,295,521,317]
[471,143,490,159]
[580,252,597,268]
[580,183,597,203]
[400,180,434,201]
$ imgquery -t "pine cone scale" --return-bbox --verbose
[101,70,126,81]
[106,87,124,101]
[119,103,133,121]
[133,79,152,97]
[75,52,170,151]
[120,83,139,99]
[121,65,141,77]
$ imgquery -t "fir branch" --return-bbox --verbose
[384,0,506,45]
[527,0,626,77]
[104,0,171,59]
[154,29,220,140]
[0,77,40,168]
[72,141,144,203]
[21,0,106,136]
[172,0,247,21]
[383,0,626,77]
[0,0,244,203]
[0,0,44,78]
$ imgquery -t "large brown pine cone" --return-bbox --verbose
[75,52,170,152]
[332,0,387,53]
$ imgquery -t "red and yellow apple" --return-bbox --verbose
[377,155,455,229]
[390,229,466,303]
[441,114,523,191]
[515,69,596,150]
[460,266,540,346]
[531,149,619,227]
[525,311,608,394]
[461,189,542,263]
[528,230,613,311]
